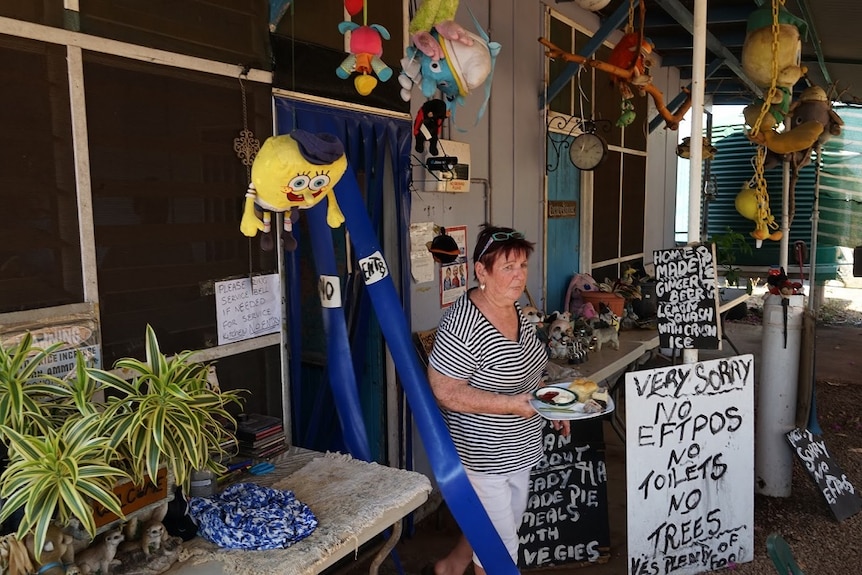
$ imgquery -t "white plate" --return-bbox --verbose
[530,384,616,421]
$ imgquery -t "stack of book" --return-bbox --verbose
[234,413,288,460]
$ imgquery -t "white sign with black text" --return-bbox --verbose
[215,274,281,345]
[625,355,754,575]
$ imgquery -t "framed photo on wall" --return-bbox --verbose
[440,225,468,308]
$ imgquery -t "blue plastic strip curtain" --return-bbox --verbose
[276,98,515,572]
[334,165,519,574]
[276,98,412,457]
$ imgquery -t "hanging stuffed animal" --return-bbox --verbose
[241,131,348,251]
[398,0,500,127]
[406,0,473,62]
[761,85,844,225]
[336,21,393,96]
[741,3,824,154]
[413,99,449,155]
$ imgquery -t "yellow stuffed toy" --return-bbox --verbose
[241,131,348,249]
[741,3,823,154]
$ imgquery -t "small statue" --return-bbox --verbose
[139,521,169,559]
[76,528,124,575]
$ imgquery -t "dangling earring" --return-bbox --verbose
[480,283,486,290]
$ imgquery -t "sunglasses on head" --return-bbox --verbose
[476,231,525,261]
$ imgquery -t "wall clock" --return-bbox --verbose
[569,132,607,171]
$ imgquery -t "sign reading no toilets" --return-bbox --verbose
[625,355,755,574]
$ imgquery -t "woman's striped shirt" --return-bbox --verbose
[428,290,547,473]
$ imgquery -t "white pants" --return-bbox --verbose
[464,467,531,568]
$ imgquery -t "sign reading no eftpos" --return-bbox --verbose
[625,355,755,575]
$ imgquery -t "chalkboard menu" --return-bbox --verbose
[786,427,862,521]
[625,355,755,574]
[518,419,609,569]
[654,245,721,350]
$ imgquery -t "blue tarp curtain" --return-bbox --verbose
[274,97,412,457]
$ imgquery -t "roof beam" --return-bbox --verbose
[649,58,724,133]
[652,0,761,97]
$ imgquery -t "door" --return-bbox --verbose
[546,132,581,314]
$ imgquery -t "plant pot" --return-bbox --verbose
[580,291,625,317]
[93,467,170,531]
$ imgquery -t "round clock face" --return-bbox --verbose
[569,132,607,171]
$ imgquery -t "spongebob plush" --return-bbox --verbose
[241,131,348,248]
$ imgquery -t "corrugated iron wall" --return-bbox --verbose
[705,106,862,278]
[819,106,862,247]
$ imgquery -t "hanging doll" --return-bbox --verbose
[413,99,448,155]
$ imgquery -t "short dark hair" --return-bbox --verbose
[472,224,535,275]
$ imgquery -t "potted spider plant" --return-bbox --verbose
[85,324,245,492]
[0,339,127,561]
[0,325,245,563]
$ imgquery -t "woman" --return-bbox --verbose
[427,224,570,575]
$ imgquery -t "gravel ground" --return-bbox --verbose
[703,378,862,574]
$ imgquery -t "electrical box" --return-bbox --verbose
[424,139,470,193]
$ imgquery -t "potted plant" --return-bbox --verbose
[0,325,245,563]
[710,227,753,292]
[85,324,245,491]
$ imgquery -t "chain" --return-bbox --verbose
[626,0,635,34]
[233,72,261,182]
[749,0,784,237]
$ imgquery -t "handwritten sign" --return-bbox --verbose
[625,355,755,575]
[786,427,862,521]
[654,245,721,349]
[518,419,609,569]
[215,274,281,345]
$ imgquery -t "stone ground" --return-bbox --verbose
[332,285,862,575]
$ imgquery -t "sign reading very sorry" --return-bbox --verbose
[786,427,862,522]
[654,245,721,349]
[625,355,755,575]
[518,419,609,569]
[215,274,281,345]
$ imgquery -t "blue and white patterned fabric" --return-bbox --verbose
[189,482,317,549]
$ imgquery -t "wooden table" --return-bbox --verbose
[168,447,432,575]
[551,288,752,440]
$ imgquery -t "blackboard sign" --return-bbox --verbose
[786,427,862,521]
[626,355,755,574]
[654,245,721,349]
[518,419,609,569]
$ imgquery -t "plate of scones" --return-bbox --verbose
[530,378,614,420]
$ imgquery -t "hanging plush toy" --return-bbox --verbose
[241,131,348,251]
[398,0,500,127]
[741,3,823,154]
[413,99,448,155]
[336,21,393,96]
[406,0,472,62]
[761,85,844,226]
[538,0,691,130]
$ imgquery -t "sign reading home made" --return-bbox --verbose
[654,245,721,349]
[625,355,755,574]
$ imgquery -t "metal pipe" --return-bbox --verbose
[780,159,790,270]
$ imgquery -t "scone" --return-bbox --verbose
[568,378,598,402]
